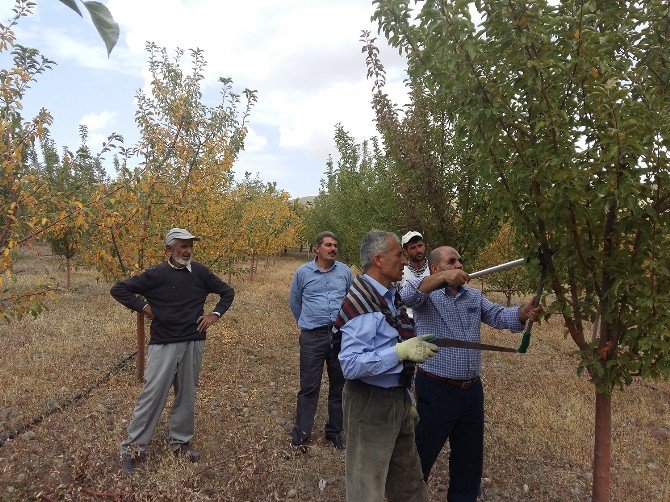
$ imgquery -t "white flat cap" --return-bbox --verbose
[401,231,423,247]
[165,228,199,246]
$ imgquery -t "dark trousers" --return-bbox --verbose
[291,327,345,444]
[414,371,484,502]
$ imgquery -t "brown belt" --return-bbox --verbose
[417,368,480,389]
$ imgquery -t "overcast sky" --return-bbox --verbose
[4,0,410,198]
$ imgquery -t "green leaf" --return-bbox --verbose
[83,1,120,56]
[58,0,83,17]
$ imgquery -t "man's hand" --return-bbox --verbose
[142,304,155,320]
[440,269,469,288]
[518,296,542,324]
[396,334,439,362]
[197,314,219,333]
[418,270,470,294]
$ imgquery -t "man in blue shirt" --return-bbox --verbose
[401,245,541,502]
[289,231,353,452]
[337,230,450,502]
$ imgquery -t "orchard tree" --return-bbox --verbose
[372,1,670,500]
[86,44,257,281]
[0,0,119,318]
[82,44,255,378]
[0,2,57,319]
[361,31,498,258]
[475,222,530,306]
[305,125,401,265]
[29,126,117,288]
[234,174,305,278]
[193,173,304,281]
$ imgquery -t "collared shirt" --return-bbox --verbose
[338,274,404,388]
[401,277,524,380]
[167,258,192,273]
[289,258,353,330]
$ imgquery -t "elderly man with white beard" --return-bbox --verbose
[110,228,234,475]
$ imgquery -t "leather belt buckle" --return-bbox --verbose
[458,379,475,389]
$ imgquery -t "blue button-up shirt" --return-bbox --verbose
[289,259,353,330]
[401,277,524,379]
[338,274,404,388]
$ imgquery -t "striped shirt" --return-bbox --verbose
[400,277,523,379]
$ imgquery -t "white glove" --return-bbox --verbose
[395,334,438,362]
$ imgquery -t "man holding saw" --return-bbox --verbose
[400,246,542,502]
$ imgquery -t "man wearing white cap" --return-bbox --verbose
[400,231,430,290]
[111,228,234,475]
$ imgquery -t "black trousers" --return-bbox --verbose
[414,371,484,502]
[291,327,345,444]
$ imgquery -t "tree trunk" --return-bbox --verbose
[592,389,612,501]
[66,257,71,289]
[136,312,145,382]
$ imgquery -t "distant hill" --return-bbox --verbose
[294,195,316,207]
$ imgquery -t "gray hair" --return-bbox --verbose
[315,231,337,247]
[360,230,399,271]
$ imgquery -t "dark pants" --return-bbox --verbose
[414,371,484,502]
[291,327,345,444]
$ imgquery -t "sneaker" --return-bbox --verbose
[326,435,346,450]
[174,443,200,462]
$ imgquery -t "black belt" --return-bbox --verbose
[304,324,333,332]
[417,368,480,389]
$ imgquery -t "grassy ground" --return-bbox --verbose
[0,247,668,501]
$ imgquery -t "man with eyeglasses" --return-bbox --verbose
[400,246,541,502]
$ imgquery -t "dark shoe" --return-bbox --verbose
[174,443,200,462]
[326,435,346,450]
[118,453,135,476]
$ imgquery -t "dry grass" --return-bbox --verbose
[0,247,668,501]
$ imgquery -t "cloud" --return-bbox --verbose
[10,0,413,198]
[233,150,324,198]
[87,132,111,151]
[80,110,117,131]
[242,127,268,153]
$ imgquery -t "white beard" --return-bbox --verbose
[173,255,191,267]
